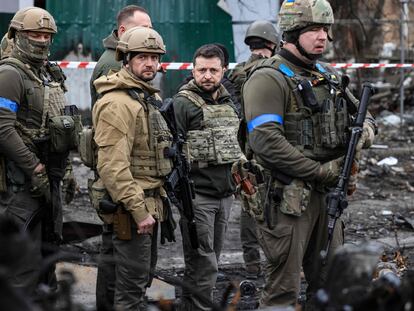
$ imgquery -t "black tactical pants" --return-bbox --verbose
[240,208,261,270]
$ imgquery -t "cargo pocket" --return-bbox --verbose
[257,223,293,266]
[279,179,311,217]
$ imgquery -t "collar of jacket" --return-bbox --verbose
[94,66,159,97]
[102,30,118,50]
[278,48,317,72]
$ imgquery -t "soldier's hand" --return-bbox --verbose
[30,168,49,198]
[316,157,344,187]
[138,214,156,235]
[356,121,375,151]
[34,163,45,174]
[347,160,359,195]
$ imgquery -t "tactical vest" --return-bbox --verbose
[249,55,355,160]
[128,89,173,178]
[177,89,242,167]
[0,58,68,153]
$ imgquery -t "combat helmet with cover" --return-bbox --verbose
[116,26,165,61]
[8,7,57,39]
[278,0,334,33]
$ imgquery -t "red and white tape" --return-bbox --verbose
[56,61,414,70]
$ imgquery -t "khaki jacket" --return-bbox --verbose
[93,68,164,225]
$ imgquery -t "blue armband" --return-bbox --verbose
[247,114,283,133]
[0,97,18,113]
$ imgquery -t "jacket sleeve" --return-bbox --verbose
[243,67,321,180]
[0,68,39,177]
[94,100,149,226]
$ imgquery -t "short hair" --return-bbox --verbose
[117,5,148,28]
[192,44,225,67]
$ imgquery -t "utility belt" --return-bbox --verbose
[88,177,164,240]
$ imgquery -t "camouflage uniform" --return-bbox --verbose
[173,80,241,311]
[243,0,376,307]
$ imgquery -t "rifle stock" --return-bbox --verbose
[161,99,199,249]
[321,83,376,263]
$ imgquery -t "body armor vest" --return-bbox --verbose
[0,58,67,153]
[250,55,355,161]
[178,89,242,167]
[128,90,173,178]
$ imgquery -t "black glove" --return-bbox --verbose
[160,197,176,244]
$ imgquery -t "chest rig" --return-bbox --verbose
[127,89,173,177]
[0,58,69,153]
[177,89,242,168]
[256,55,354,160]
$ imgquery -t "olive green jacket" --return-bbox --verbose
[243,49,348,180]
[90,30,121,108]
[173,80,237,198]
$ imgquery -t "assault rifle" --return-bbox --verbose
[320,83,376,263]
[160,99,199,249]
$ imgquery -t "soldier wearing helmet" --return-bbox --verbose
[228,20,279,280]
[88,6,153,311]
[242,0,376,307]
[0,7,79,296]
[92,26,174,310]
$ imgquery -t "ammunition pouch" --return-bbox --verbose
[276,179,311,217]
[0,156,6,192]
[48,115,77,153]
[87,178,113,224]
[79,127,96,168]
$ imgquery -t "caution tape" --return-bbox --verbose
[56,61,414,70]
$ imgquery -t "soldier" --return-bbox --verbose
[88,5,152,310]
[90,5,152,107]
[228,20,278,279]
[0,7,78,295]
[173,44,242,311]
[243,0,375,308]
[92,26,173,310]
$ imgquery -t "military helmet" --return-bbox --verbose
[278,0,334,32]
[116,26,166,61]
[8,7,57,39]
[0,34,14,59]
[245,20,278,45]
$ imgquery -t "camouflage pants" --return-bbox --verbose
[180,193,233,311]
[112,221,158,311]
[240,208,261,268]
[0,187,43,296]
[256,189,344,307]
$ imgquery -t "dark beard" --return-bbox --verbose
[196,81,221,94]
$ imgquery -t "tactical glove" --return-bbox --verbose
[30,170,50,198]
[160,197,176,244]
[316,157,344,187]
[356,121,375,151]
[62,165,78,204]
[347,160,359,195]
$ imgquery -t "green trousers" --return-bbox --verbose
[240,208,261,268]
[256,189,344,307]
[112,221,158,311]
[180,193,233,311]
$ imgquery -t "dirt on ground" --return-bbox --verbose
[57,109,414,310]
